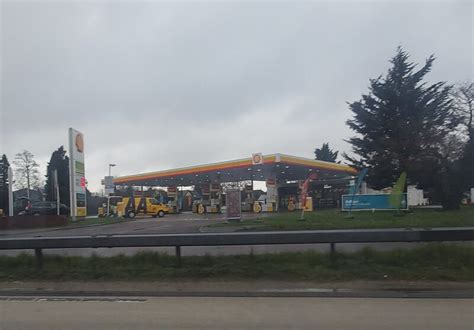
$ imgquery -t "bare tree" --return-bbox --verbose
[440,134,466,161]
[452,82,473,140]
[13,150,41,199]
[452,82,474,191]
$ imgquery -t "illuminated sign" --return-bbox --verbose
[69,128,87,218]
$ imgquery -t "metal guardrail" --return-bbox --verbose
[0,228,472,269]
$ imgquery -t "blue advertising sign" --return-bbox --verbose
[342,194,408,211]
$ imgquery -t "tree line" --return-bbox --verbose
[0,146,71,213]
[314,47,472,209]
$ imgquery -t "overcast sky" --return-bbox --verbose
[1,1,472,192]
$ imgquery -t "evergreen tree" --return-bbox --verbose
[314,143,339,163]
[44,146,70,206]
[345,48,457,196]
[0,154,10,213]
[433,159,464,210]
[86,188,104,216]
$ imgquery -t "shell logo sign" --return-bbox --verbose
[252,153,263,165]
[75,133,84,153]
[69,128,87,218]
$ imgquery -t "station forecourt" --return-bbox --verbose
[112,153,357,215]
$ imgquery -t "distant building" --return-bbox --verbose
[362,184,428,206]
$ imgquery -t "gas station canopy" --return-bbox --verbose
[113,153,357,187]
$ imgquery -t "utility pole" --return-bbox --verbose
[8,167,13,216]
[107,164,116,216]
[26,164,30,200]
[109,163,116,177]
[53,169,60,215]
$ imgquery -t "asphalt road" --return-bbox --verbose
[0,213,471,257]
[0,296,472,330]
[0,212,223,238]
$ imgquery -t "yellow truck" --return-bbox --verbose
[116,197,170,219]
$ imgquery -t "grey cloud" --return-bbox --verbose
[1,1,471,191]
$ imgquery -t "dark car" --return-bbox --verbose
[24,201,70,216]
[13,197,31,215]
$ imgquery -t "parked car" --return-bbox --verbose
[13,197,32,215]
[23,201,70,216]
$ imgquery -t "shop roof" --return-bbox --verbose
[113,153,357,187]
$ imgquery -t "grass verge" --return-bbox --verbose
[209,207,474,231]
[0,244,472,281]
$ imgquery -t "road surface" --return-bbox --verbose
[0,212,225,238]
[0,296,472,329]
[0,213,471,257]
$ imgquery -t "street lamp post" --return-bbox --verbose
[8,167,13,217]
[107,164,116,216]
[109,163,116,177]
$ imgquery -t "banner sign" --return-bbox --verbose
[225,189,241,221]
[346,168,368,214]
[389,172,407,210]
[342,193,408,211]
[348,168,368,195]
[68,128,87,217]
[300,173,318,208]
